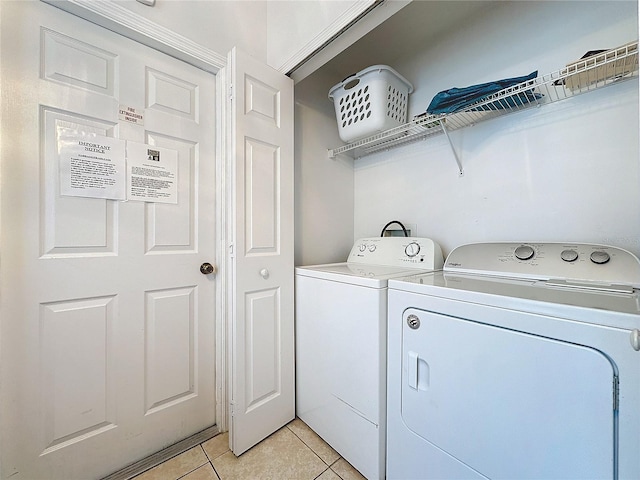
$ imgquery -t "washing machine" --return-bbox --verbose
[387,242,640,479]
[296,237,444,480]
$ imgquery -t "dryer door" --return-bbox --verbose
[402,308,616,480]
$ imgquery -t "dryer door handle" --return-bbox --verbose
[408,350,430,391]
[408,351,419,390]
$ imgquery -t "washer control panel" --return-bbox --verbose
[348,237,444,270]
[445,242,640,288]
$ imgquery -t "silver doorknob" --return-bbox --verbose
[200,263,216,275]
[260,268,269,279]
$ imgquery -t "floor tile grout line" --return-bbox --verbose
[312,464,345,480]
[286,428,329,466]
[285,423,341,467]
[284,423,358,479]
[285,422,365,479]
[198,439,227,479]
[312,466,328,480]
[209,458,224,480]
[201,446,230,463]
[175,454,212,480]
[200,432,233,473]
[199,424,347,480]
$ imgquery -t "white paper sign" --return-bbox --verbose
[118,105,144,126]
[127,142,178,204]
[58,129,126,200]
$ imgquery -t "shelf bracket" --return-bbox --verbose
[440,119,463,176]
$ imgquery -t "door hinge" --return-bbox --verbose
[230,401,236,418]
[229,84,234,101]
[229,243,234,258]
[613,374,619,411]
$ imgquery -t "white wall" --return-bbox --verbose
[399,1,637,119]
[352,1,640,258]
[295,67,355,266]
[356,83,639,254]
[116,0,385,75]
[267,0,364,71]
[114,0,268,61]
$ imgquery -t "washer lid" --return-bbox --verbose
[295,262,434,288]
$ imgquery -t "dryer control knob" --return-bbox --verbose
[560,249,579,262]
[358,244,366,252]
[514,245,535,261]
[590,251,610,264]
[405,242,421,258]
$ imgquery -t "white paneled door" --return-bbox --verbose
[228,48,295,455]
[0,2,216,479]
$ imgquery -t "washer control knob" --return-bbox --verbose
[358,244,366,252]
[368,244,376,252]
[405,242,421,258]
[560,249,579,262]
[514,245,535,261]
[590,251,610,264]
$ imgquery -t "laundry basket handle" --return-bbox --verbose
[328,72,360,100]
[343,77,361,90]
[339,70,362,90]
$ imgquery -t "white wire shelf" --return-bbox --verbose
[328,41,639,170]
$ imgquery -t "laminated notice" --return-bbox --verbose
[126,141,178,204]
[58,129,126,200]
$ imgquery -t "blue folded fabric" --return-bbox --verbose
[427,71,539,114]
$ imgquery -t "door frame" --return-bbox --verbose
[40,0,231,432]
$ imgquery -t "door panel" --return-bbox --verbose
[42,27,117,96]
[402,308,615,479]
[144,286,197,412]
[41,296,118,454]
[245,138,280,254]
[142,134,197,253]
[146,68,198,120]
[229,48,294,455]
[245,288,281,411]
[42,110,119,256]
[0,2,217,478]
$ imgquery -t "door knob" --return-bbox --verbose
[260,268,269,279]
[200,262,216,275]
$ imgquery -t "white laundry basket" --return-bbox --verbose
[329,65,413,143]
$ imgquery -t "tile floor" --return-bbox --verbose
[132,418,366,480]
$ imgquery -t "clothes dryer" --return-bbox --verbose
[296,237,443,480]
[387,242,640,479]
